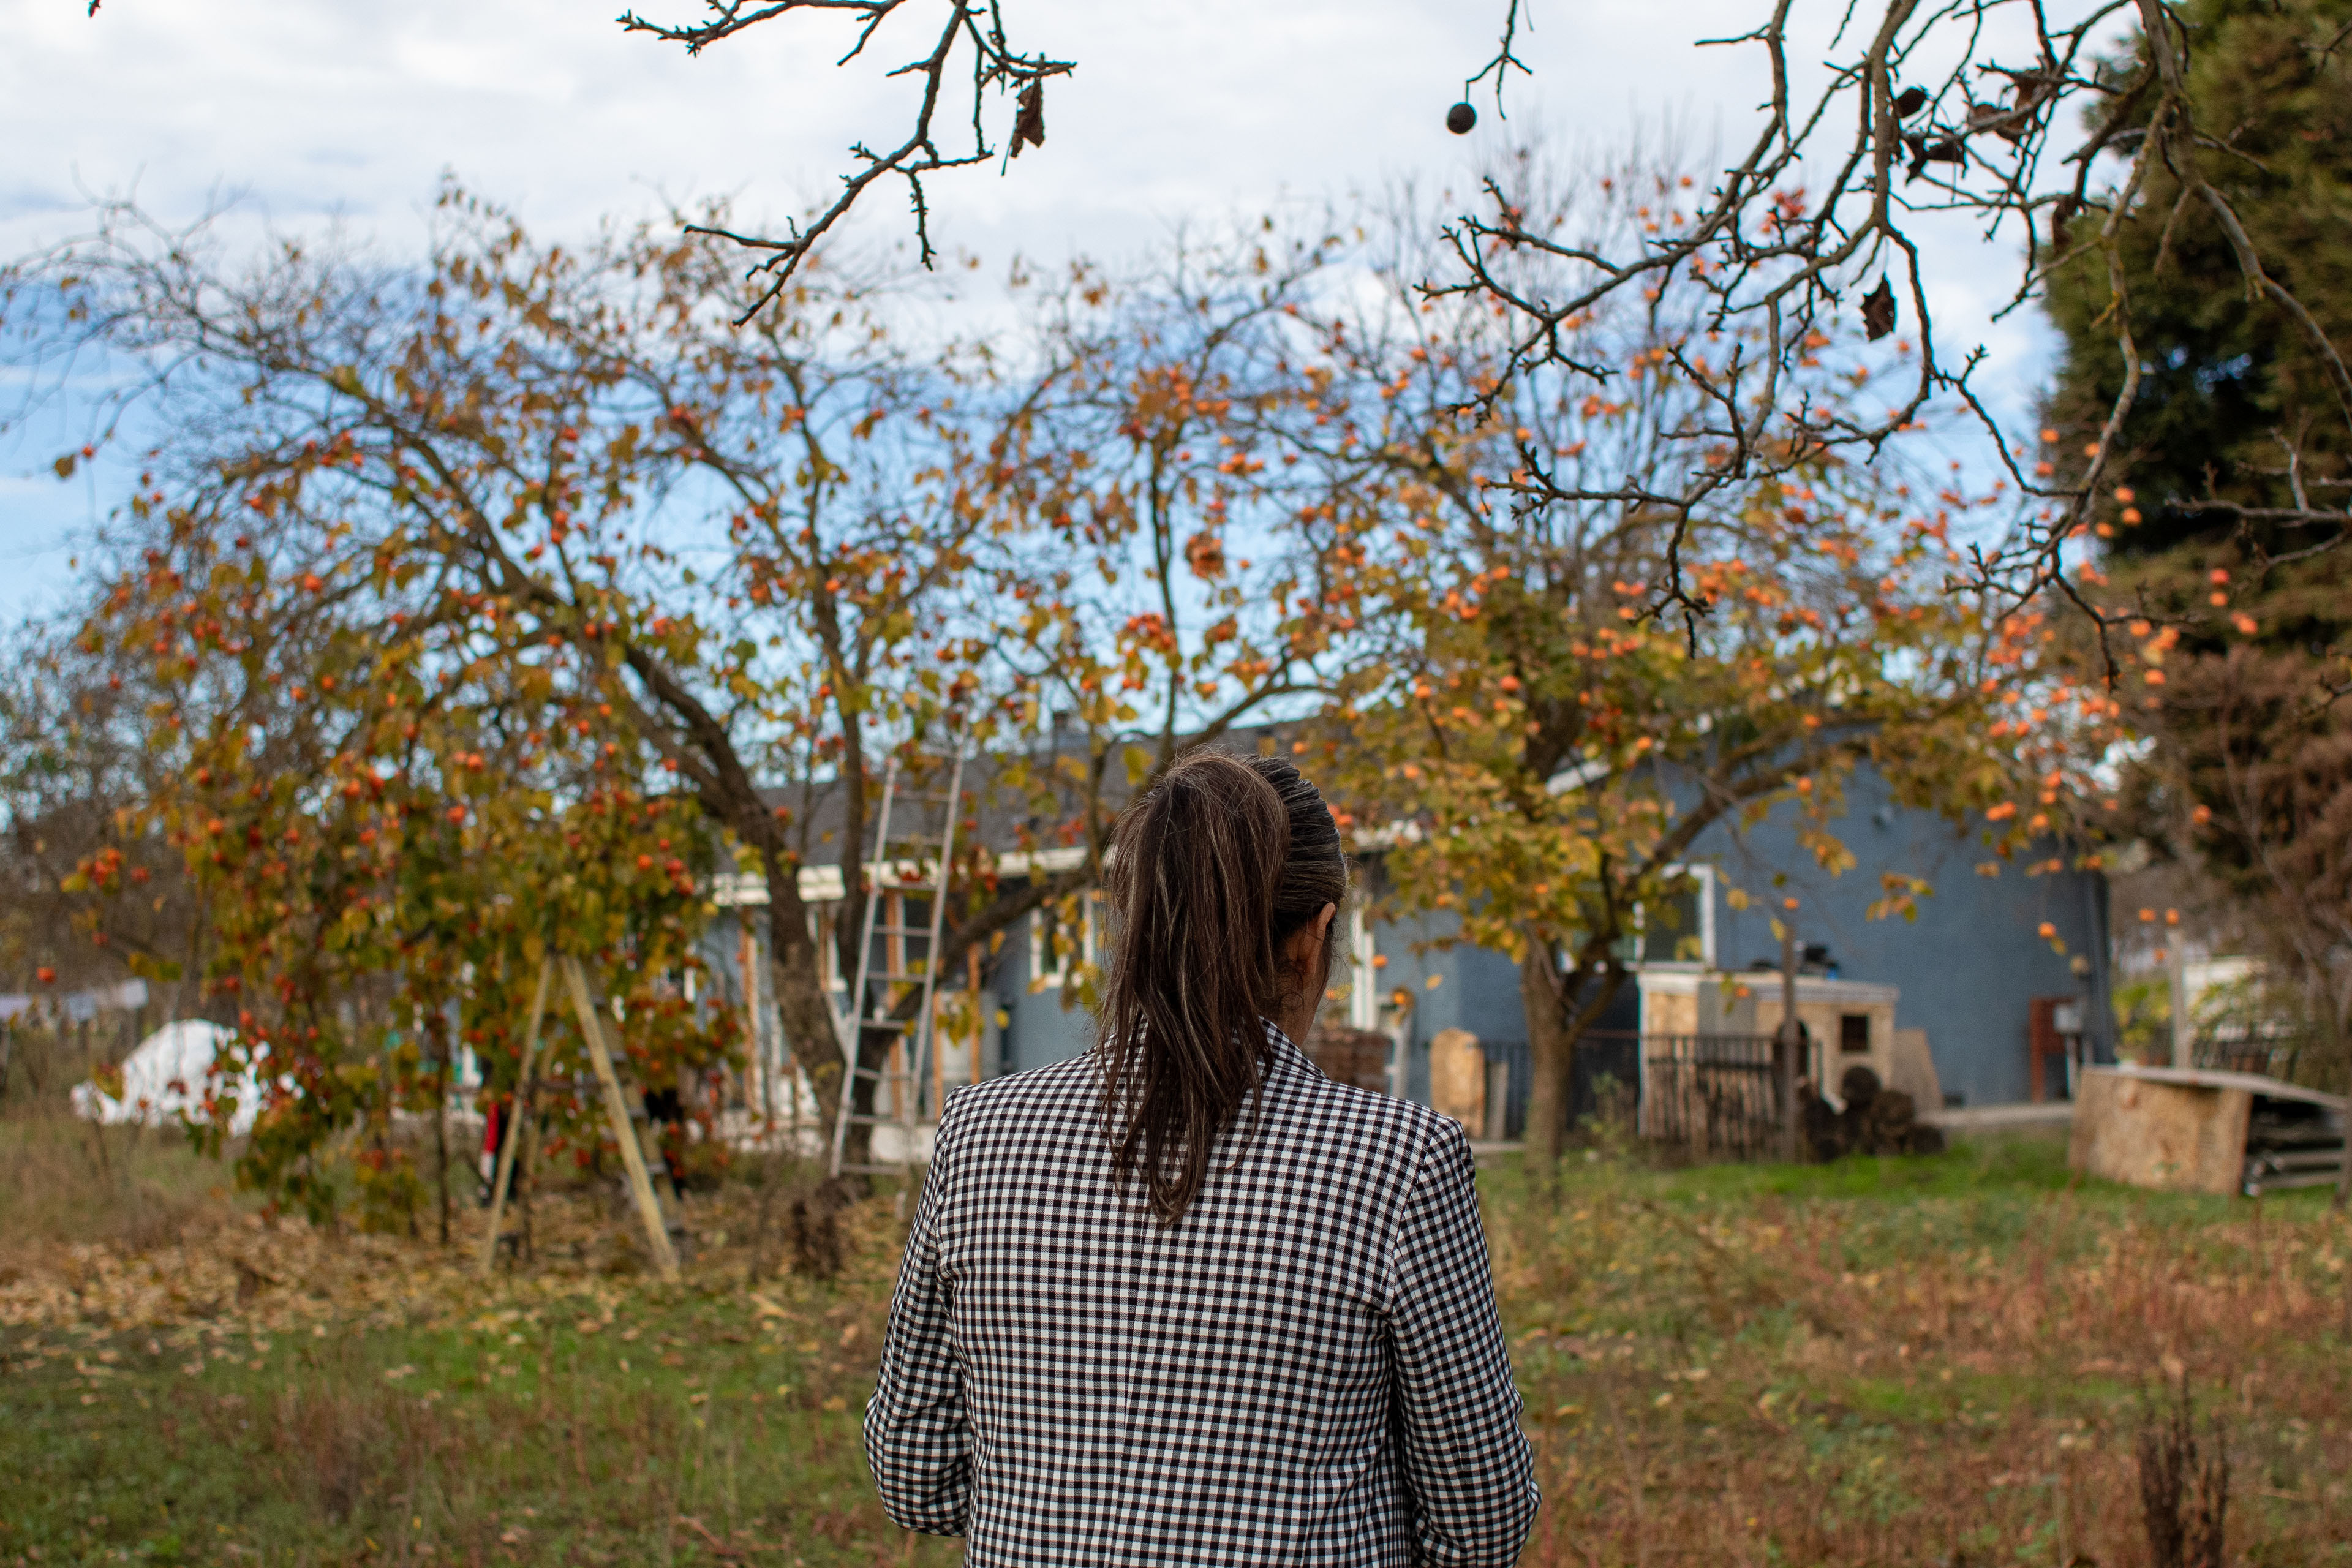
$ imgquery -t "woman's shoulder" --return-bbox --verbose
[935,1054,1099,1142]
[1275,1064,1468,1161]
[933,1046,1470,1185]
[1268,1035,1467,1145]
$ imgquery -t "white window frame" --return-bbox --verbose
[812,905,845,997]
[1633,863,1716,969]
[1348,904,1379,1030]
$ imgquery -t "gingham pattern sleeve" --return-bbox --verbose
[863,1100,971,1536]
[1387,1118,1540,1566]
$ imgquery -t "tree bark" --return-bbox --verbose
[2331,1003,2351,1213]
[433,1046,452,1248]
[1522,943,1570,1175]
[755,839,852,1161]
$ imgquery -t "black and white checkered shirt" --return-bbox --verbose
[864,1027,1538,1564]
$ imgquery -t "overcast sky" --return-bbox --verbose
[1,0,2062,620]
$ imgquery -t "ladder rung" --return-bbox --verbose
[854,1018,913,1032]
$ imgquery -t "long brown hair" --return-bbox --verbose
[1096,750,1348,1222]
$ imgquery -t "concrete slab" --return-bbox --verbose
[1918,1101,2075,1134]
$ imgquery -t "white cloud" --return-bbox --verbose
[6,0,1755,255]
[1,0,2068,616]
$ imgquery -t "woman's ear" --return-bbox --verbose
[1283,903,1340,976]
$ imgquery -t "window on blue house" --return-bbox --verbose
[1634,865,1714,967]
[1562,866,1716,970]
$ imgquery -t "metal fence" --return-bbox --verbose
[1640,1034,1787,1162]
[2194,1030,2348,1096]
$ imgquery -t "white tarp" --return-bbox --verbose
[71,1019,269,1134]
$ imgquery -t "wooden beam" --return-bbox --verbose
[562,956,681,1281]
[477,958,552,1277]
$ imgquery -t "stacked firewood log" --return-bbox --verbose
[1804,1066,1946,1161]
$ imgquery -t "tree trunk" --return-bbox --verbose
[433,1049,452,1248]
[1522,944,1571,1175]
[516,1103,540,1262]
[764,880,849,1160]
[2331,1000,2351,1213]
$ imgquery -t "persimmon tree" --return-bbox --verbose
[0,623,209,1010]
[549,1,2352,617]
[18,184,1373,1170]
[7,189,1216,1172]
[80,2,2344,617]
[68,488,741,1225]
[1292,162,2114,1166]
[971,230,1376,1001]
[617,0,1074,320]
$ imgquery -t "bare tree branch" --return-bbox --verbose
[1428,0,2350,660]
[618,0,1072,320]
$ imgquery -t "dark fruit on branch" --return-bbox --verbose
[1893,86,1928,118]
[1861,276,1898,341]
[1012,81,1046,157]
[1447,102,1477,135]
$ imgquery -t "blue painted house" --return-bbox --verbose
[710,747,2114,1142]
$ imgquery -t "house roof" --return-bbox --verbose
[716,723,1314,906]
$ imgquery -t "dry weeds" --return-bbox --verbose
[2,1120,2348,1565]
[1487,1145,2352,1566]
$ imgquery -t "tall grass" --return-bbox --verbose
[0,1162,944,1565]
[4,1121,2348,1564]
[0,1054,236,1264]
[1483,1141,2352,1565]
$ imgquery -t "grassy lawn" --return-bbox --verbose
[1489,1137,2352,1566]
[4,1118,2350,1566]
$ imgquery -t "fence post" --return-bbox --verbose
[2168,943,2193,1071]
[1777,921,1803,1161]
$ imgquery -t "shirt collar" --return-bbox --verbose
[1262,1021,1313,1078]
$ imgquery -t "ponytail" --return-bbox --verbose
[1096,750,1348,1222]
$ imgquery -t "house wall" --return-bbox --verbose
[989,913,1095,1076]
[1364,907,1529,1109]
[932,764,2114,1116]
[1683,767,2113,1107]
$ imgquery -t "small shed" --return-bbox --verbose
[1635,970,1901,1096]
[2068,1065,2346,1197]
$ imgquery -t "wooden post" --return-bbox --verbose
[477,959,552,1276]
[515,1096,543,1260]
[1777,918,1801,1161]
[2168,943,2193,1071]
[562,956,680,1281]
[740,916,768,1130]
